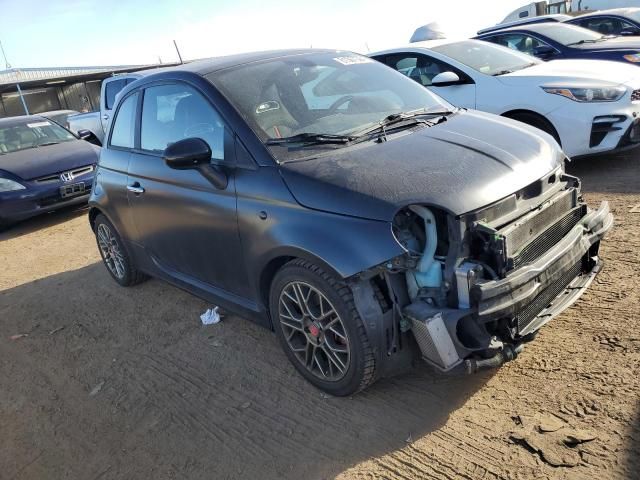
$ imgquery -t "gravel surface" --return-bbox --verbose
[1,152,638,479]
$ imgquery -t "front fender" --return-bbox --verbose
[235,167,405,308]
[252,212,403,281]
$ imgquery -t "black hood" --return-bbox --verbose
[0,139,100,181]
[280,110,564,221]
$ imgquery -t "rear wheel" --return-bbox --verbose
[94,214,147,287]
[270,259,377,396]
[504,111,561,146]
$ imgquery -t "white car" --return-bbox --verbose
[370,39,640,157]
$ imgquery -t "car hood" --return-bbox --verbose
[279,110,563,221]
[571,36,640,51]
[0,140,100,181]
[499,59,640,86]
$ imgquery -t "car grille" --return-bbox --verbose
[35,165,94,184]
[515,260,582,334]
[511,205,587,270]
[632,89,640,101]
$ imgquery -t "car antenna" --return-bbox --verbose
[173,40,184,65]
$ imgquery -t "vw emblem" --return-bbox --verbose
[60,171,75,183]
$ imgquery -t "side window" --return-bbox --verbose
[385,54,454,87]
[584,18,617,35]
[109,92,138,149]
[104,79,127,110]
[492,34,549,55]
[140,84,225,161]
[619,20,638,33]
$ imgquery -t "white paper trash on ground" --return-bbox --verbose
[200,306,222,325]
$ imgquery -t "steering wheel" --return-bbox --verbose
[327,95,354,115]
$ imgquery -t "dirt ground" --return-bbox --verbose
[1,151,638,480]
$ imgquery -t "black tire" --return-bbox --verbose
[504,111,561,146]
[269,259,377,396]
[94,214,147,287]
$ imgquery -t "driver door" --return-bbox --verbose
[378,53,476,109]
[125,82,249,298]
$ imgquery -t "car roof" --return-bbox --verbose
[478,21,577,36]
[373,38,470,53]
[135,48,342,78]
[0,115,48,127]
[477,14,570,35]
[572,7,640,19]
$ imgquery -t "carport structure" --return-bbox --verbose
[0,64,169,118]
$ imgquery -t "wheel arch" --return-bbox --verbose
[500,109,561,146]
[88,206,103,231]
[257,248,347,329]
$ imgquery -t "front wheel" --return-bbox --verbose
[94,214,147,287]
[270,259,377,396]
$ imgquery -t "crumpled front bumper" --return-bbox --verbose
[471,201,614,337]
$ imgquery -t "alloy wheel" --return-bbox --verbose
[97,223,126,280]
[278,281,351,381]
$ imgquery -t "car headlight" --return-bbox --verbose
[0,178,26,192]
[541,86,626,102]
[623,53,640,63]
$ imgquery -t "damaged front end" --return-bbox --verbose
[351,165,613,377]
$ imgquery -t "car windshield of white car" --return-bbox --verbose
[431,40,541,76]
[209,51,453,161]
[0,120,76,155]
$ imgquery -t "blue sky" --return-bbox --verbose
[0,0,528,68]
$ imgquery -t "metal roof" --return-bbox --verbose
[0,65,158,86]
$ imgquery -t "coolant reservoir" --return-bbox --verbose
[413,261,443,288]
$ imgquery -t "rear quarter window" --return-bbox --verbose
[104,79,128,110]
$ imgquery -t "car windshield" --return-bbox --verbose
[532,23,606,45]
[0,119,76,155]
[431,40,540,75]
[624,10,640,23]
[209,51,452,161]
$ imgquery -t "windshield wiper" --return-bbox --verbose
[37,141,60,147]
[566,38,606,46]
[265,132,355,146]
[351,109,453,140]
[493,62,537,76]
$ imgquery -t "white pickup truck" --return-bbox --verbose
[67,74,140,145]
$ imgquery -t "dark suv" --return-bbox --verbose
[90,49,612,395]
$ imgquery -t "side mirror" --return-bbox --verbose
[431,71,461,87]
[77,129,92,140]
[164,137,227,189]
[532,45,556,58]
[164,137,212,169]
